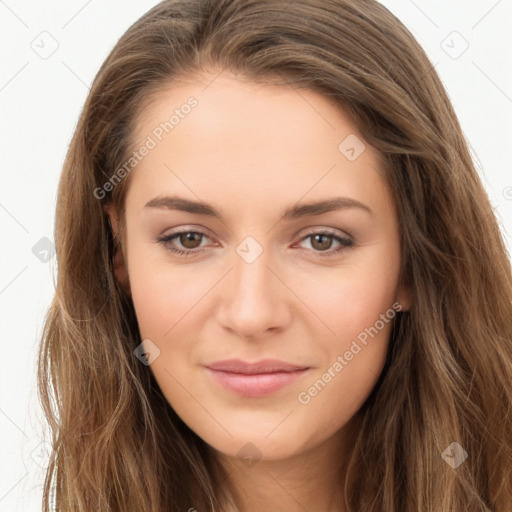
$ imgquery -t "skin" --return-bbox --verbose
[106,70,411,512]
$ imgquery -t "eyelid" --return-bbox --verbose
[297,226,352,241]
[159,225,215,240]
[159,225,352,244]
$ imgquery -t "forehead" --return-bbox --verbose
[125,72,393,220]
[134,71,366,150]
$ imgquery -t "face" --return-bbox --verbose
[109,71,410,463]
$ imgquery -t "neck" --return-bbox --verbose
[214,414,360,512]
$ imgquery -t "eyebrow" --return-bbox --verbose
[144,195,373,220]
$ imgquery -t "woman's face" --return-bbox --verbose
[114,71,410,462]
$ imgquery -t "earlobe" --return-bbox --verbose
[103,203,131,297]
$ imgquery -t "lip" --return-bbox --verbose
[205,359,310,397]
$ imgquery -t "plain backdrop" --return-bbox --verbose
[0,1,511,510]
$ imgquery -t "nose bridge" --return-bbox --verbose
[217,236,287,338]
[230,239,276,303]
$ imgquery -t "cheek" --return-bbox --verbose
[300,251,401,342]
[295,247,399,408]
[303,271,395,397]
[294,268,398,438]
[126,243,211,338]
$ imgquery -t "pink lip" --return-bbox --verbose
[205,359,310,397]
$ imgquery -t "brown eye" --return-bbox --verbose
[156,230,211,256]
[297,230,354,257]
[310,233,335,251]
[178,232,203,249]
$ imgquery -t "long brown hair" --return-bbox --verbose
[38,0,512,510]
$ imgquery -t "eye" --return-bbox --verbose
[295,229,353,257]
[156,230,212,256]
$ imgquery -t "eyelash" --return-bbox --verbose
[156,228,354,258]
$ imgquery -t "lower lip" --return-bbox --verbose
[205,368,310,397]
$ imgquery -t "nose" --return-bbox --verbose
[215,248,291,340]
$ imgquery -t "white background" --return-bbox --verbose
[1,1,511,510]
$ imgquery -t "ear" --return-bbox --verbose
[103,203,131,297]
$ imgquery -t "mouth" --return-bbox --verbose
[204,359,311,397]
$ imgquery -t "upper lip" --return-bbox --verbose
[205,359,309,374]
